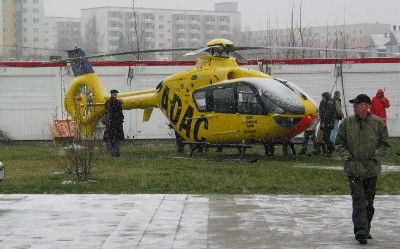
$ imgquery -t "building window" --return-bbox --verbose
[159,25,164,29]
[159,16,163,21]
[174,14,186,21]
[141,13,155,20]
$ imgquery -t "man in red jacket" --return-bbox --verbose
[370,89,390,124]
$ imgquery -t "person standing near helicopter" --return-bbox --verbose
[370,88,390,124]
[103,89,124,156]
[329,90,344,144]
[316,92,335,156]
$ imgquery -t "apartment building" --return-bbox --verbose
[80,2,241,56]
[44,17,81,56]
[0,0,45,59]
[0,0,15,58]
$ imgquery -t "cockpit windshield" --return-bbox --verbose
[246,78,305,115]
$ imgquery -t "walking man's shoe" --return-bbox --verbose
[355,231,368,245]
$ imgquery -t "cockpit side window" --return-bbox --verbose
[194,91,207,112]
[213,87,235,113]
[237,85,264,115]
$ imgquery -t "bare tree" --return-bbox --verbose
[53,106,102,183]
[126,0,148,60]
[279,1,315,59]
[274,12,282,59]
[297,0,315,58]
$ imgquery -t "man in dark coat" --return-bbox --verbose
[319,92,335,156]
[103,89,124,156]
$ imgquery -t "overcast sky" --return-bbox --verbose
[44,0,399,30]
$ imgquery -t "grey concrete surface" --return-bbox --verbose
[0,195,399,248]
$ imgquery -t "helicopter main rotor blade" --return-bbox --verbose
[182,45,226,57]
[183,47,212,56]
[230,51,247,63]
[47,47,198,64]
[229,45,400,57]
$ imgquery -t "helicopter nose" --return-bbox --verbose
[282,114,316,139]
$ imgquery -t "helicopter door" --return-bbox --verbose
[236,84,268,141]
[237,85,264,115]
[207,86,241,142]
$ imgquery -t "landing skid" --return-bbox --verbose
[185,142,253,160]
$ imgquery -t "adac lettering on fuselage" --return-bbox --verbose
[162,86,208,142]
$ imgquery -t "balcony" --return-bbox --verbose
[108,17,122,22]
[175,19,186,24]
[188,38,200,42]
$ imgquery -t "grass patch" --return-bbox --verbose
[1,139,400,194]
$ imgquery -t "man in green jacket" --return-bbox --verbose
[336,94,390,245]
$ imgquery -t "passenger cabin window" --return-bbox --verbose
[237,85,263,115]
[193,83,265,114]
[213,87,235,113]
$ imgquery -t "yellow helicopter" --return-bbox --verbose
[64,39,318,158]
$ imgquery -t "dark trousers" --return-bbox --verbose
[175,131,185,152]
[300,130,316,153]
[348,176,377,235]
[107,140,121,156]
[322,129,334,154]
[282,140,296,157]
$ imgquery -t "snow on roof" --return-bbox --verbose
[370,34,390,46]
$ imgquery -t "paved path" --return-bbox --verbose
[0,195,399,248]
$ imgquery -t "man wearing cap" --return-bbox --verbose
[103,89,124,156]
[336,94,390,245]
